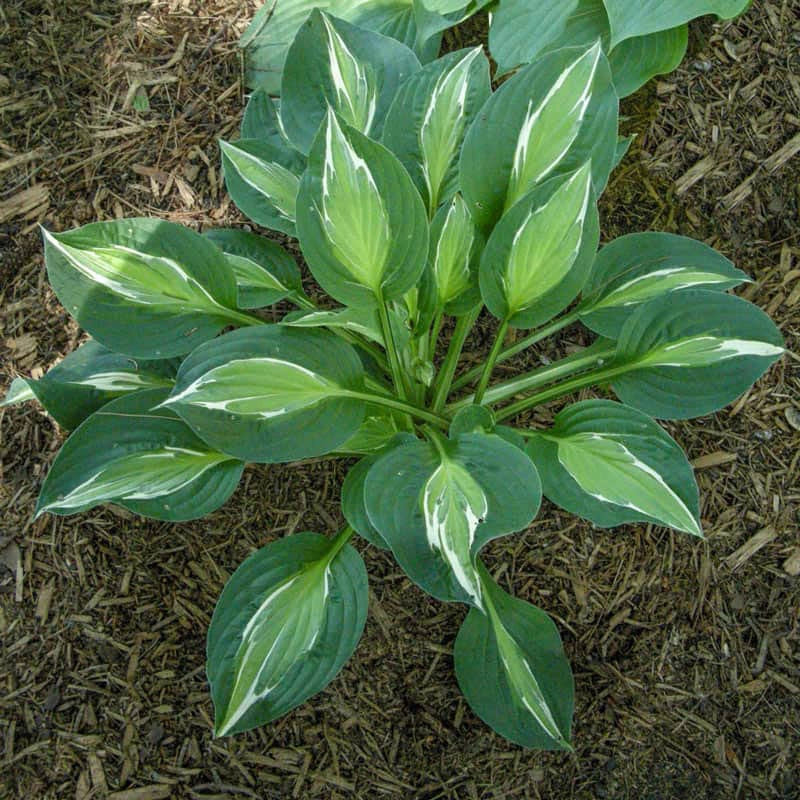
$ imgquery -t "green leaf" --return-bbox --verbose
[609,290,784,419]
[220,139,305,235]
[342,457,390,548]
[340,412,403,454]
[425,193,481,314]
[36,388,243,521]
[579,232,750,338]
[203,229,303,309]
[240,89,289,147]
[608,25,688,98]
[449,405,495,438]
[163,326,366,463]
[603,0,750,48]
[364,431,541,608]
[1,339,178,430]
[43,218,241,359]
[241,1,429,94]
[282,307,383,344]
[527,400,701,535]
[382,48,490,213]
[296,110,429,307]
[208,531,368,736]
[280,10,420,155]
[460,45,618,232]
[488,0,688,98]
[454,562,573,750]
[479,165,600,329]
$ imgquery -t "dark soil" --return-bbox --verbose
[1,2,799,799]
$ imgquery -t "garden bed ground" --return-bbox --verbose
[1,2,799,798]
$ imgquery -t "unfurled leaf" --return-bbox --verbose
[220,139,305,235]
[479,165,599,328]
[455,563,573,750]
[488,0,688,98]
[609,290,784,419]
[527,400,701,535]
[163,326,366,463]
[504,42,602,212]
[603,0,750,47]
[204,229,303,309]
[1,339,177,430]
[36,389,243,521]
[364,431,541,608]
[43,218,240,359]
[240,89,290,147]
[282,307,383,344]
[460,46,617,231]
[208,531,368,736]
[342,456,390,549]
[579,232,749,338]
[297,111,428,307]
[280,10,420,154]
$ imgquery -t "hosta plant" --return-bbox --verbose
[241,0,752,98]
[5,12,782,749]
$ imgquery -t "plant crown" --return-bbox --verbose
[5,6,781,750]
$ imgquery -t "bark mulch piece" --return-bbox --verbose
[1,2,799,798]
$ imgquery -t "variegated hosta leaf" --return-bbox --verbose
[2,339,178,430]
[579,232,749,338]
[219,139,305,236]
[382,47,490,213]
[282,307,384,345]
[604,0,749,47]
[280,10,421,154]
[504,41,601,212]
[241,0,430,95]
[454,562,574,750]
[163,326,366,463]
[419,47,486,210]
[203,229,303,310]
[35,389,243,522]
[44,219,240,359]
[297,111,428,307]
[321,12,377,132]
[208,531,368,737]
[488,0,688,99]
[428,193,480,313]
[527,400,702,534]
[363,431,541,607]
[240,88,289,146]
[609,290,784,419]
[460,45,617,232]
[479,165,599,329]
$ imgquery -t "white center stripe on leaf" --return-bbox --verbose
[216,564,330,736]
[502,163,592,313]
[39,446,232,513]
[422,459,487,609]
[592,267,736,309]
[321,14,377,133]
[420,47,483,209]
[321,110,391,291]
[557,433,701,536]
[224,254,289,293]
[490,613,566,744]
[44,231,228,314]
[433,194,475,304]
[220,141,299,222]
[505,41,601,211]
[68,371,172,392]
[164,357,339,418]
[641,336,785,367]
